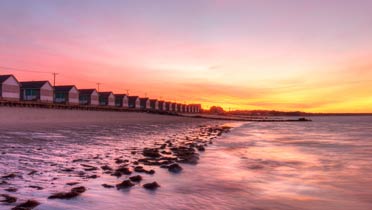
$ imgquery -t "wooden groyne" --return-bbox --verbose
[187,115,312,122]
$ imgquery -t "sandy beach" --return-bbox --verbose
[0,107,206,130]
[0,107,230,210]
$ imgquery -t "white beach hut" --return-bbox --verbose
[0,74,20,101]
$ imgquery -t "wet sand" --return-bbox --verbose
[0,107,202,129]
[0,107,230,210]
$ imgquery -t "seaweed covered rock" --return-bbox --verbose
[48,186,86,199]
[143,182,160,190]
[0,194,17,203]
[12,200,40,210]
[142,148,161,158]
[102,184,115,188]
[116,180,135,190]
[168,163,183,173]
[129,175,142,182]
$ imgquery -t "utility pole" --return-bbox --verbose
[52,72,59,86]
[125,89,130,95]
[144,92,147,98]
[96,83,101,92]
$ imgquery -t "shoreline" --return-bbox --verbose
[0,107,212,130]
[0,107,311,130]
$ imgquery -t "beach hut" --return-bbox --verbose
[158,101,165,111]
[0,75,20,101]
[188,104,201,113]
[171,103,177,112]
[188,105,193,113]
[128,96,140,109]
[20,81,53,103]
[140,98,151,110]
[164,102,171,111]
[79,89,99,106]
[192,105,198,113]
[195,104,202,113]
[186,105,191,113]
[177,104,183,113]
[99,92,115,106]
[184,104,189,112]
[114,94,129,108]
[54,85,79,104]
[181,104,186,113]
[150,99,159,110]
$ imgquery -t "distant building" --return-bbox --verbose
[186,105,191,113]
[188,104,202,113]
[20,81,53,103]
[171,103,177,112]
[79,89,99,106]
[181,104,186,113]
[195,104,202,113]
[54,85,79,104]
[128,96,140,109]
[0,75,20,101]
[114,94,129,108]
[164,102,171,111]
[99,92,115,106]
[140,98,151,110]
[150,99,159,110]
[158,101,165,111]
[177,104,182,112]
[174,103,179,112]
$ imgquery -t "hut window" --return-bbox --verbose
[55,92,66,102]
[24,89,39,100]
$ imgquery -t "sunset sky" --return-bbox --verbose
[0,0,371,112]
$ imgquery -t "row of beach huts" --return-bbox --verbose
[0,74,202,113]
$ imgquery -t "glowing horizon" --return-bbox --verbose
[0,0,371,113]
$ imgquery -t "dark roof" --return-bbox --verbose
[128,96,139,104]
[139,98,149,108]
[20,81,51,89]
[150,99,158,107]
[98,92,113,97]
[140,98,149,108]
[114,94,127,97]
[54,85,77,92]
[79,89,97,95]
[0,75,15,84]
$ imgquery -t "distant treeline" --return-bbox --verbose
[206,107,371,116]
